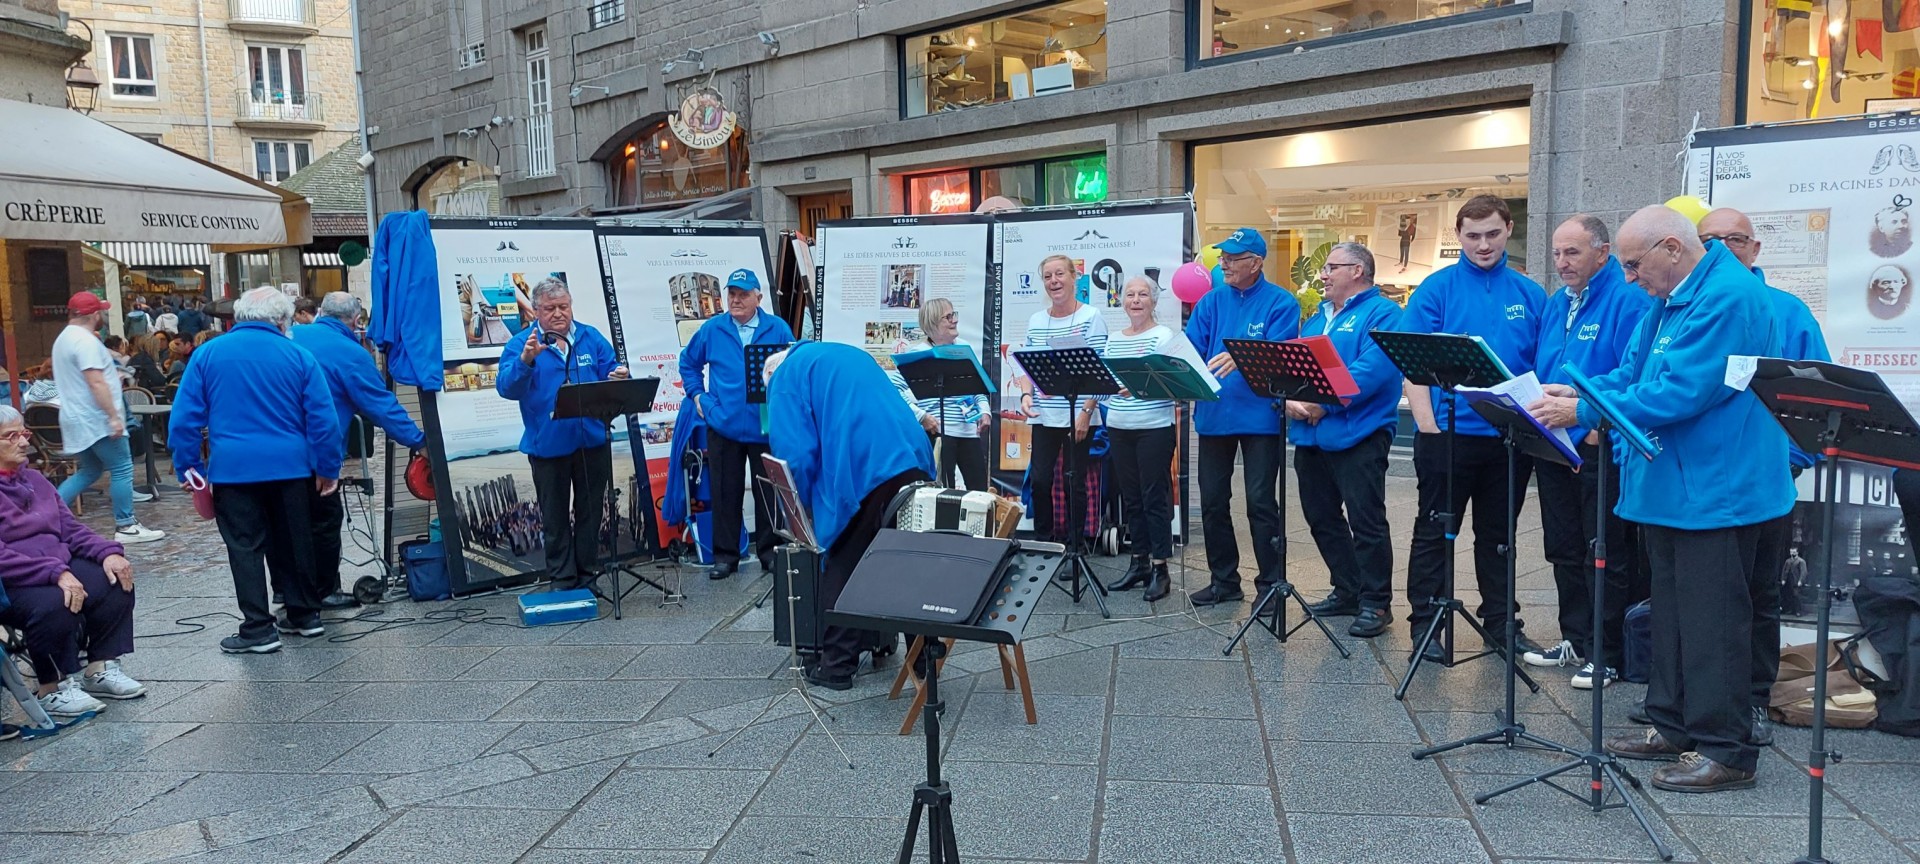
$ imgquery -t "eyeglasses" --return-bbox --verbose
[1699,232,1753,249]
[1222,253,1261,265]
[1620,237,1673,277]
[941,312,958,323]
[1,430,31,443]
[1319,261,1362,275]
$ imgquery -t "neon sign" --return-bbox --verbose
[928,189,971,212]
[1071,166,1108,202]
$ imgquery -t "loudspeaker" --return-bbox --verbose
[772,543,823,651]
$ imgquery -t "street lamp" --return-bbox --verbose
[66,62,101,114]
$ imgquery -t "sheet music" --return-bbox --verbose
[1462,371,1573,451]
[1154,332,1222,395]
[1726,355,1759,391]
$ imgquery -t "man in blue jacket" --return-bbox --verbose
[678,269,794,580]
[1523,215,1655,690]
[1397,195,1547,660]
[293,292,427,609]
[170,288,340,654]
[765,342,934,690]
[1698,206,1831,748]
[495,277,628,590]
[1532,204,1794,793]
[1291,243,1403,637]
[1184,227,1300,606]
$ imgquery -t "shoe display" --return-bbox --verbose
[1628,697,1652,725]
[80,660,146,700]
[1306,594,1360,617]
[1142,563,1170,603]
[1605,727,1685,762]
[1750,706,1774,747]
[1523,639,1583,668]
[1348,607,1391,638]
[220,632,283,654]
[1651,752,1757,793]
[114,523,165,544]
[39,676,107,718]
[275,615,324,637]
[708,561,738,581]
[1570,662,1617,690]
[1188,584,1244,607]
[1106,556,1151,592]
[319,592,361,610]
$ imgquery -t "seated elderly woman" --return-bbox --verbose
[0,404,145,718]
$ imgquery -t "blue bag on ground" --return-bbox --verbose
[401,539,450,601]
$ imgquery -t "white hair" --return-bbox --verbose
[235,287,295,328]
[530,276,570,308]
[762,348,791,388]
[319,291,362,322]
[0,404,20,427]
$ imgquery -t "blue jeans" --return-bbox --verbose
[56,434,135,528]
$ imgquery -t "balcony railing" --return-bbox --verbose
[235,89,326,125]
[525,112,555,178]
[588,0,625,29]
[228,0,316,30]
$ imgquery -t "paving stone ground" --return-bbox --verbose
[5,454,1918,863]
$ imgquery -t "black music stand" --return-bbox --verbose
[1749,359,1920,864]
[1371,330,1517,699]
[1463,367,1672,862]
[1217,337,1353,659]
[1012,346,1122,618]
[553,377,673,618]
[746,342,791,404]
[826,536,1060,864]
[897,346,994,437]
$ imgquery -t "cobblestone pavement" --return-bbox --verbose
[4,461,1918,864]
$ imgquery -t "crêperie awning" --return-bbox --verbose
[0,97,307,247]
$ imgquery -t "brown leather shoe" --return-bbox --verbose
[1651,752,1757,793]
[1605,728,1685,762]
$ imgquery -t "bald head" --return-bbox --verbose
[1616,205,1707,299]
[1698,207,1761,268]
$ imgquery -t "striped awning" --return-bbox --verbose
[95,241,210,268]
[302,252,345,267]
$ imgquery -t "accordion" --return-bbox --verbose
[898,488,997,536]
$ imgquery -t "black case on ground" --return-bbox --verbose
[832,529,1016,626]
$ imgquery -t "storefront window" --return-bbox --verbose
[1200,0,1527,62]
[606,119,748,209]
[1742,0,1915,123]
[909,171,974,214]
[903,0,1109,118]
[1190,108,1530,297]
[904,153,1108,214]
[1044,154,1109,205]
[980,166,1039,209]
[413,158,502,216]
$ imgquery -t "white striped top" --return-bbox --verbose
[887,342,991,439]
[1103,325,1176,430]
[1022,305,1109,428]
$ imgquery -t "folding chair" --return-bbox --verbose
[0,586,86,739]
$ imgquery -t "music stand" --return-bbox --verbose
[826,537,1061,864]
[1748,359,1920,864]
[745,342,791,404]
[1458,366,1672,862]
[1012,346,1122,618]
[1216,337,1354,658]
[1371,330,1515,698]
[897,345,995,436]
[552,377,676,617]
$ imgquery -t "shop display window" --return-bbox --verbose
[1743,0,1920,123]
[1198,0,1527,62]
[903,153,1108,214]
[413,158,502,216]
[903,0,1108,118]
[607,119,749,209]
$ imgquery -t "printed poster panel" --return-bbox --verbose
[817,216,993,371]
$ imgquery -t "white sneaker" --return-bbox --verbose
[115,523,165,544]
[131,490,154,503]
[1571,662,1618,690]
[1523,639,1582,668]
[40,676,107,718]
[81,660,147,700]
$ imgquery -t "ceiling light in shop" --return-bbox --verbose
[1278,131,1337,168]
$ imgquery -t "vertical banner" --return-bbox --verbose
[816,215,994,370]
[597,223,773,545]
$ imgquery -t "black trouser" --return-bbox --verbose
[1198,433,1282,591]
[1294,429,1394,609]
[1111,425,1176,560]
[1408,431,1532,637]
[528,443,612,583]
[707,430,776,568]
[1534,439,1637,670]
[1029,424,1093,543]
[1899,470,1920,566]
[310,484,346,598]
[938,435,989,493]
[1752,512,1791,709]
[1644,521,1769,773]
[214,478,319,638]
[819,469,928,679]
[0,558,135,683]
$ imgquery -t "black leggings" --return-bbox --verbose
[1110,426,1175,560]
[938,435,989,492]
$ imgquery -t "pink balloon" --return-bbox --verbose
[1171,261,1212,303]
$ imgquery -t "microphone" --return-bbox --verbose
[541,330,558,346]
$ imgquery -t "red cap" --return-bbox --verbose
[68,292,109,316]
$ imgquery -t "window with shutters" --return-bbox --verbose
[457,0,486,68]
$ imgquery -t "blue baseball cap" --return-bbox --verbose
[1215,227,1267,258]
[725,269,761,292]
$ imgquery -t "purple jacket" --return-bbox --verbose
[0,467,124,589]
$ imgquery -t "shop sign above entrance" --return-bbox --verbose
[669,87,739,150]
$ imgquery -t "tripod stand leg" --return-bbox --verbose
[897,798,925,864]
[754,579,775,608]
[1396,600,1453,700]
[1286,586,1353,659]
[1222,586,1282,656]
[1451,607,1541,693]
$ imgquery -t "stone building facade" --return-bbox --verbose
[0,0,84,105]
[358,0,1740,279]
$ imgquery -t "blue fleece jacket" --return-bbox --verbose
[168,321,341,484]
[369,210,443,390]
[293,318,427,461]
[494,322,622,458]
[1751,266,1833,470]
[1183,275,1301,436]
[1292,286,1404,451]
[767,341,935,552]
[1397,253,1546,438]
[1576,243,1795,530]
[1534,257,1655,443]
[679,310,795,445]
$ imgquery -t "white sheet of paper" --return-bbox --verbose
[1725,355,1759,391]
[1463,371,1573,451]
[1157,332,1223,394]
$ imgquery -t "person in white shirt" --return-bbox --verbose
[894,298,991,491]
[1101,277,1175,601]
[152,304,179,335]
[48,292,163,544]
[1016,255,1108,545]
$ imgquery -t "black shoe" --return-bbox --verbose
[275,615,324,638]
[708,560,738,581]
[1628,698,1652,725]
[1348,607,1391,638]
[1307,594,1360,617]
[220,632,282,654]
[805,668,853,691]
[318,592,361,610]
[1750,706,1774,747]
[1188,584,1245,606]
[1500,631,1544,659]
[1143,563,1170,603]
[1107,557,1151,592]
[1413,640,1447,664]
